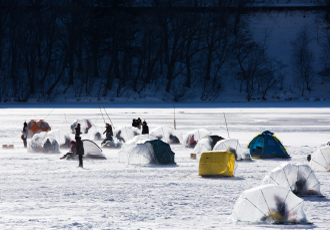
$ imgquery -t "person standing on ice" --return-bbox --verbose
[137,118,142,130]
[142,120,149,134]
[74,123,82,140]
[21,121,28,148]
[102,123,113,144]
[76,137,84,167]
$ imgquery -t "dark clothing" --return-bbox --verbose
[103,126,113,137]
[132,119,138,128]
[142,125,149,134]
[74,126,82,139]
[22,124,28,148]
[76,139,84,167]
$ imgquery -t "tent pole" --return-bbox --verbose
[223,112,230,139]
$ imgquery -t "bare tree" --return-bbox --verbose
[291,26,315,96]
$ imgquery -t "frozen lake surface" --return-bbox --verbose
[0,104,330,229]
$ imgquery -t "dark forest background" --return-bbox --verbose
[0,0,329,102]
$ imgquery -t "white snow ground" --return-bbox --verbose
[1,102,330,229]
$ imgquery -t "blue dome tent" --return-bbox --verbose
[247,131,290,159]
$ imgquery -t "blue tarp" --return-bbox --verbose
[248,130,290,158]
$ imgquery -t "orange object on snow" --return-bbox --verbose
[27,119,51,138]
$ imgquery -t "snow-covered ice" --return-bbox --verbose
[0,102,330,229]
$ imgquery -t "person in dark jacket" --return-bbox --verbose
[132,119,138,128]
[76,137,84,167]
[137,118,142,130]
[75,123,82,140]
[142,120,149,134]
[21,121,28,148]
[102,123,113,144]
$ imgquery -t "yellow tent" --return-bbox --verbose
[199,150,236,177]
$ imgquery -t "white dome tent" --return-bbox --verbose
[71,119,92,134]
[114,126,140,143]
[149,126,181,144]
[309,145,330,172]
[213,139,251,161]
[231,184,308,224]
[192,135,224,155]
[261,163,322,197]
[183,129,210,148]
[82,139,106,159]
[28,132,60,153]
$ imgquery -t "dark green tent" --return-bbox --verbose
[147,139,175,164]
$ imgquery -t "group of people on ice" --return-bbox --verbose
[132,117,149,134]
[22,116,150,168]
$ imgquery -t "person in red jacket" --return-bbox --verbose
[60,141,76,160]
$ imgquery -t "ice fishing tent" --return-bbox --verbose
[309,145,330,172]
[114,126,140,143]
[49,130,72,149]
[118,136,175,165]
[213,139,251,161]
[71,119,92,134]
[101,139,122,149]
[247,130,289,159]
[149,126,181,144]
[192,135,225,155]
[27,119,51,138]
[82,139,106,159]
[198,150,237,177]
[261,163,322,197]
[28,132,60,153]
[231,184,308,224]
[183,128,210,148]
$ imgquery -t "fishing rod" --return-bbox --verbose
[44,107,56,120]
[97,101,106,124]
[173,100,176,130]
[223,112,230,139]
[103,106,115,129]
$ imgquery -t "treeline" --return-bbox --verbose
[0,0,328,102]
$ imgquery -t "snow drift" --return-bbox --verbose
[231,184,308,224]
[261,163,321,197]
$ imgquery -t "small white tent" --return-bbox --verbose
[149,126,181,144]
[114,126,140,143]
[28,132,60,153]
[213,139,251,161]
[183,129,210,148]
[309,145,330,172]
[231,184,308,224]
[82,139,106,159]
[261,163,321,197]
[71,119,92,134]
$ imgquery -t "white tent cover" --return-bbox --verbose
[28,132,60,153]
[82,140,106,159]
[213,139,251,161]
[114,126,140,143]
[192,137,212,155]
[261,163,321,196]
[149,126,181,144]
[71,119,92,134]
[48,129,72,148]
[231,184,308,224]
[183,129,210,148]
[310,145,330,172]
[118,135,158,165]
